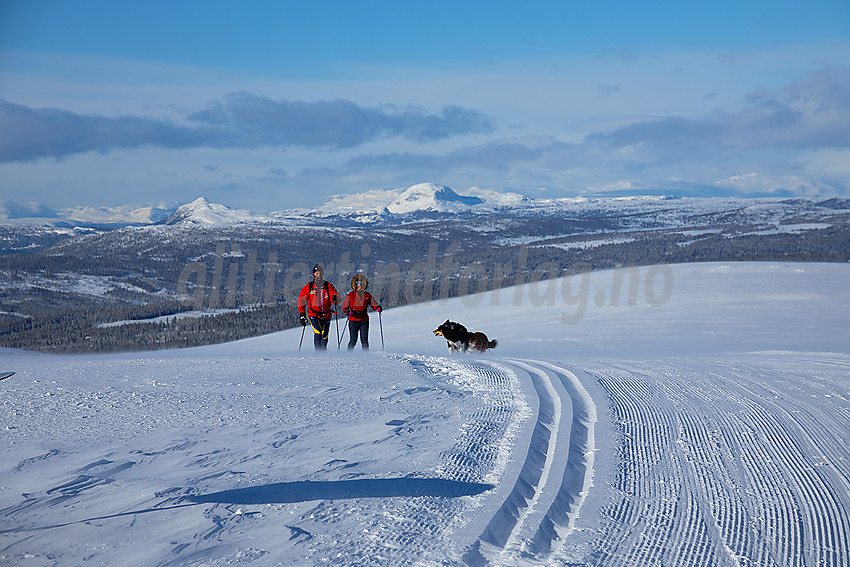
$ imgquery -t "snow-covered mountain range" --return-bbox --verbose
[0,199,178,228]
[267,183,531,221]
[296,182,630,222]
[163,183,850,230]
[2,183,516,227]
[0,183,651,227]
[4,182,850,229]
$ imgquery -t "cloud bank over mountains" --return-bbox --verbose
[5,67,846,163]
[2,2,849,210]
[1,63,848,207]
[0,94,493,162]
[337,68,850,198]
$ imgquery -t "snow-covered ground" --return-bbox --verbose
[1,262,848,566]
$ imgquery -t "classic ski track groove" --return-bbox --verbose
[464,358,597,566]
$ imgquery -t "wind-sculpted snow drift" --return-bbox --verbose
[1,263,849,566]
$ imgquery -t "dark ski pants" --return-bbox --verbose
[310,316,331,350]
[347,320,369,350]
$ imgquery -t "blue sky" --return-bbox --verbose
[1,0,849,211]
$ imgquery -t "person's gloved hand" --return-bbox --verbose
[299,315,307,326]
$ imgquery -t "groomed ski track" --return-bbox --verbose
[318,357,600,566]
[462,359,597,566]
[2,352,849,566]
[575,355,850,567]
[453,354,850,567]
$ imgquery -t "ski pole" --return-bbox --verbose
[338,313,348,348]
[379,309,384,350]
[299,319,306,351]
[335,310,340,349]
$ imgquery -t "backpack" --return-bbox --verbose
[308,280,332,314]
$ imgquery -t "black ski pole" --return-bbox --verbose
[299,319,306,351]
[335,310,340,349]
[379,309,385,350]
[338,313,348,348]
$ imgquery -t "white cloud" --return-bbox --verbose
[2,43,850,208]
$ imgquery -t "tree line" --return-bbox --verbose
[1,216,848,353]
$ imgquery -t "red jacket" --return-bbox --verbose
[298,280,340,320]
[343,290,379,322]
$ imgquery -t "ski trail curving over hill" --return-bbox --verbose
[4,349,846,565]
[463,359,597,566]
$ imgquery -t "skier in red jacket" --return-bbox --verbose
[342,274,382,350]
[297,264,341,350]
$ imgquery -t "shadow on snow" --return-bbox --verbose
[189,477,496,505]
[2,477,495,533]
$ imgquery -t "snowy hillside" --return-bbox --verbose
[1,262,849,566]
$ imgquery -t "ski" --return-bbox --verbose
[0,372,15,381]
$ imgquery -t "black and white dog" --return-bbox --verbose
[433,320,470,353]
[433,320,498,354]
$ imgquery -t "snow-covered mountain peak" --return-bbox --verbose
[385,183,484,214]
[163,197,267,226]
[306,183,519,220]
